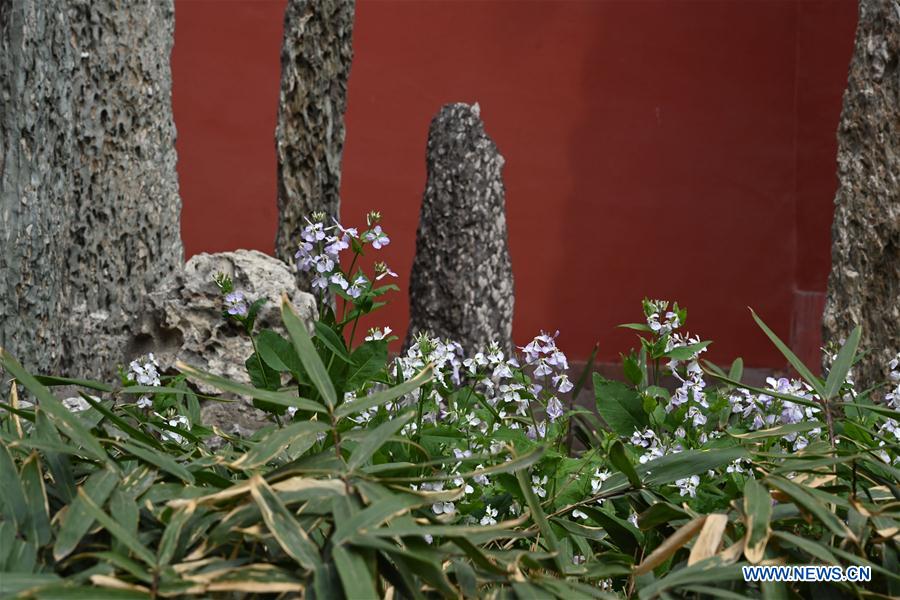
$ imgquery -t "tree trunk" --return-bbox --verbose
[823,0,900,388]
[0,0,182,379]
[275,0,355,287]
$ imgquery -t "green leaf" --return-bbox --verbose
[0,349,108,462]
[347,411,414,471]
[728,358,744,382]
[766,476,852,540]
[246,352,280,391]
[78,393,162,449]
[232,420,330,470]
[314,321,352,364]
[516,469,562,571]
[177,362,326,413]
[158,505,194,566]
[750,309,825,398]
[332,545,377,599]
[665,341,711,360]
[332,493,424,545]
[281,298,337,409]
[76,487,156,565]
[54,468,119,560]
[593,374,648,437]
[345,341,388,391]
[117,440,194,484]
[257,329,303,374]
[250,476,322,571]
[0,443,28,530]
[770,531,838,565]
[641,447,747,487]
[336,367,432,419]
[0,573,61,597]
[824,325,861,400]
[743,478,772,563]
[20,453,51,546]
[609,441,641,488]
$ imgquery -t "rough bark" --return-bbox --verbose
[823,0,900,388]
[0,0,182,379]
[275,0,355,287]
[406,103,515,354]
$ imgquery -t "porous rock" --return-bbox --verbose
[0,0,182,380]
[129,250,316,433]
[823,0,900,387]
[275,0,356,290]
[406,103,515,354]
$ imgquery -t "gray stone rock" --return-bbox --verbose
[406,103,514,354]
[823,0,900,388]
[275,0,355,291]
[129,250,317,432]
[0,0,182,380]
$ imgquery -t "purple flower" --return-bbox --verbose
[224,291,249,317]
[546,396,564,421]
[364,225,390,249]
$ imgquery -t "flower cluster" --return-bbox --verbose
[294,211,394,296]
[728,377,821,451]
[127,353,162,409]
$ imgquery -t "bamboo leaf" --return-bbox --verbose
[76,487,156,566]
[347,411,413,471]
[332,545,377,599]
[249,475,322,571]
[688,513,728,566]
[20,453,51,546]
[116,440,194,484]
[743,478,772,564]
[54,468,119,561]
[281,295,336,409]
[177,361,325,413]
[231,420,329,470]
[0,443,28,530]
[750,309,825,398]
[0,349,108,462]
[824,325,861,400]
[336,367,432,419]
[516,469,562,571]
[633,515,706,576]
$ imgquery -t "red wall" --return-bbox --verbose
[172,0,857,369]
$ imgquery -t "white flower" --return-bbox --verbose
[127,354,161,387]
[347,275,367,299]
[160,414,190,444]
[432,501,455,515]
[553,373,574,394]
[311,274,329,289]
[531,475,548,498]
[136,396,153,409]
[330,272,349,290]
[62,396,92,412]
[572,509,588,520]
[480,505,498,526]
[364,225,390,249]
[546,396,564,421]
[675,475,700,498]
[365,327,392,341]
[573,554,586,565]
[591,469,611,494]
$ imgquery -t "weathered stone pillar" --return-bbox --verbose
[406,103,514,354]
[0,0,182,379]
[823,0,900,387]
[275,0,355,285]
